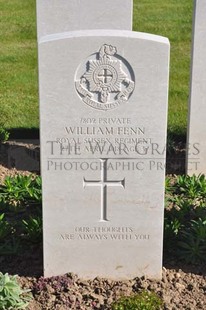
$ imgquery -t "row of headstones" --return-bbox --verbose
[36,0,205,279]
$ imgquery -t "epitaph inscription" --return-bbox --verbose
[61,227,150,242]
[75,44,135,110]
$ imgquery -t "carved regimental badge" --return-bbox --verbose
[75,44,135,111]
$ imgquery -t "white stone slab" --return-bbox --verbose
[186,0,206,175]
[36,0,133,41]
[39,30,170,279]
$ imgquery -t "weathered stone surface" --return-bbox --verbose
[39,30,169,279]
[186,0,206,175]
[36,0,133,41]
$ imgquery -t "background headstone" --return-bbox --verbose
[39,30,170,279]
[7,141,40,171]
[0,141,40,172]
[36,0,133,41]
[186,0,206,175]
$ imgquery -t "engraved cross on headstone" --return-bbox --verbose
[83,159,125,222]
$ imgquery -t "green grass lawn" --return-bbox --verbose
[0,0,193,136]
[0,0,38,129]
[134,0,193,136]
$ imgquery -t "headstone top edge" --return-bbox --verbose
[39,29,170,45]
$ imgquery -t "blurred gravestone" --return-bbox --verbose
[36,0,133,41]
[186,0,206,174]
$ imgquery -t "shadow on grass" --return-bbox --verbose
[8,128,39,140]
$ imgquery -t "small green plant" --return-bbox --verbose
[111,291,163,310]
[0,127,10,142]
[22,216,42,243]
[0,272,32,309]
[0,213,12,241]
[164,174,206,262]
[165,176,173,194]
[174,174,206,199]
[0,174,42,209]
[178,219,206,264]
[164,217,181,241]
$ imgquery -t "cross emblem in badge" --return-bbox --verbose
[97,69,113,84]
[83,159,125,222]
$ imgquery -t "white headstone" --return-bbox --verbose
[39,30,170,279]
[186,0,206,175]
[36,0,133,41]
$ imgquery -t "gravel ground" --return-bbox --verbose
[0,143,206,309]
[19,265,206,310]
